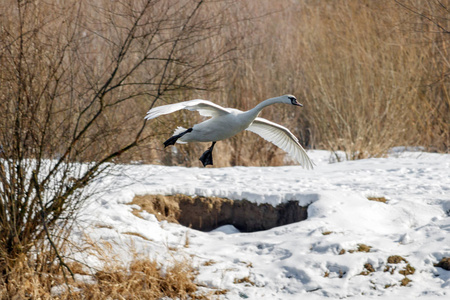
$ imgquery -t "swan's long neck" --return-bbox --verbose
[245,97,283,119]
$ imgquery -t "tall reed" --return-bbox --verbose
[148,0,449,166]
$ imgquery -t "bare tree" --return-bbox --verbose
[0,0,238,278]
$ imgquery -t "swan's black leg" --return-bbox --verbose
[163,128,193,148]
[199,142,216,167]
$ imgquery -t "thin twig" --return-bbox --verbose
[32,172,75,285]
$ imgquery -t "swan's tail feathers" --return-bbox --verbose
[172,127,188,144]
[163,127,192,147]
[173,126,186,136]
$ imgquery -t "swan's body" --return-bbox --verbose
[145,95,313,169]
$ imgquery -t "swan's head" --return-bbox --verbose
[283,94,303,107]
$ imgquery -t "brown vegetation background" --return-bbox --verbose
[146,0,450,166]
[2,0,448,168]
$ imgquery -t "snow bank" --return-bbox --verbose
[76,150,450,299]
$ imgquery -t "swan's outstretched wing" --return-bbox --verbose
[145,99,230,120]
[246,117,314,169]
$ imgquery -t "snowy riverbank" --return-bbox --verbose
[75,150,450,299]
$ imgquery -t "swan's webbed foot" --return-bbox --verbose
[199,150,213,167]
[163,135,179,147]
[199,142,216,167]
[163,128,192,148]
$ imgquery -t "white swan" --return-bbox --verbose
[145,95,313,169]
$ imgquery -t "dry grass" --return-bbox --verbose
[384,255,415,286]
[233,276,255,286]
[399,264,416,276]
[122,231,153,242]
[387,255,407,264]
[367,196,388,203]
[400,277,412,286]
[348,244,372,253]
[360,263,376,275]
[90,258,201,299]
[435,257,450,270]
[357,244,372,253]
[0,242,213,299]
[202,259,216,266]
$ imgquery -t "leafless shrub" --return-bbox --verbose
[0,0,238,280]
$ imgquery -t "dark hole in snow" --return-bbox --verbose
[130,194,308,232]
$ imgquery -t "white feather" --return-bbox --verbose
[246,118,314,169]
[145,99,230,120]
[173,127,188,144]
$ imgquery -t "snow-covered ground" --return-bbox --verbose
[76,150,450,299]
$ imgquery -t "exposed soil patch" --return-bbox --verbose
[129,194,308,232]
[435,257,450,270]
